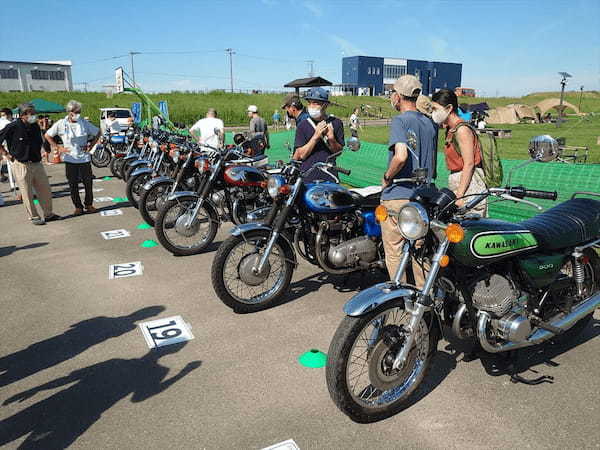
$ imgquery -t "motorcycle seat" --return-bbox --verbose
[520,198,600,250]
[349,186,382,209]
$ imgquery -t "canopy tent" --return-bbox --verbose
[535,98,580,116]
[487,106,520,124]
[11,98,66,115]
[506,104,537,120]
[284,76,332,95]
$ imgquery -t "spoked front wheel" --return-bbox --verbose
[154,196,218,256]
[139,181,174,227]
[126,173,151,209]
[91,148,111,168]
[110,157,124,179]
[211,230,294,313]
[326,299,438,423]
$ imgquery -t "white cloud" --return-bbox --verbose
[329,34,367,56]
[303,1,323,17]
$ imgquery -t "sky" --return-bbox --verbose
[1,0,598,96]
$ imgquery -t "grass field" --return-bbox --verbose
[1,90,598,129]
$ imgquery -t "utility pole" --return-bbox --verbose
[557,72,572,128]
[129,51,141,87]
[578,85,584,112]
[225,48,235,92]
[306,60,315,77]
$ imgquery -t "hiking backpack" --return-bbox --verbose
[451,122,503,188]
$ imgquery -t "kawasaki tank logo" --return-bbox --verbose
[471,231,538,258]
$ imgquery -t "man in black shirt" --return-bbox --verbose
[0,103,59,225]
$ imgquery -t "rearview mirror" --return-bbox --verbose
[528,135,559,162]
[346,136,361,152]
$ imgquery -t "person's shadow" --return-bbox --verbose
[0,342,200,449]
[0,306,165,388]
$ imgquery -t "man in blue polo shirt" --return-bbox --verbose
[281,94,309,126]
[381,75,438,284]
[293,88,344,182]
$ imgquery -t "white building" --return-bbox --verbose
[0,60,73,92]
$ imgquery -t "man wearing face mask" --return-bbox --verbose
[0,103,60,225]
[293,87,344,182]
[45,100,100,216]
[380,75,437,285]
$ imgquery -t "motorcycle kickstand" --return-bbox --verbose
[507,350,555,385]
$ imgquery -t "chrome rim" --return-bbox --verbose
[162,200,212,249]
[346,307,429,410]
[222,235,287,305]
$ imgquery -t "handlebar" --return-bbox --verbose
[336,167,351,176]
[508,186,558,201]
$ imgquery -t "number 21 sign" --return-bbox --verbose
[139,316,194,349]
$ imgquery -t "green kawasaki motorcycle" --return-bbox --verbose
[326,135,600,423]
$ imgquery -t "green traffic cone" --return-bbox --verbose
[137,223,153,230]
[298,349,327,368]
[140,240,159,248]
[103,176,112,180]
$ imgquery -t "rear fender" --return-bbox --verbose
[143,176,173,191]
[230,223,297,266]
[343,283,416,316]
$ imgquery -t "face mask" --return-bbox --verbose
[71,113,81,121]
[432,107,450,125]
[308,107,321,119]
[27,115,37,124]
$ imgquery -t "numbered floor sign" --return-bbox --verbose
[100,209,123,217]
[95,197,114,203]
[262,440,300,450]
[101,229,130,240]
[139,316,194,349]
[108,261,143,279]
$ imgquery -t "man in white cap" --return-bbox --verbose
[247,105,269,148]
[380,75,438,285]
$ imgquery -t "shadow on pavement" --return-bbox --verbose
[0,242,48,258]
[0,306,165,388]
[0,342,200,449]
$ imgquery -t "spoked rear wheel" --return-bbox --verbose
[154,196,218,256]
[326,299,438,423]
[211,230,294,313]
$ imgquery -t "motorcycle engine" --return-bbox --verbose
[328,236,377,268]
[472,274,532,343]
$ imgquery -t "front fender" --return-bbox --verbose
[343,282,416,316]
[130,167,154,179]
[129,160,151,168]
[143,176,173,191]
[167,191,199,201]
[230,224,297,265]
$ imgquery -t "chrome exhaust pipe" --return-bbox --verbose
[478,291,600,353]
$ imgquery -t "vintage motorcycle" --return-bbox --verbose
[210,137,386,313]
[153,134,273,256]
[326,135,600,423]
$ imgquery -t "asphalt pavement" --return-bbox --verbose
[0,163,598,449]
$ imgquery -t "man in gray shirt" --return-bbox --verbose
[381,75,438,284]
[247,105,269,150]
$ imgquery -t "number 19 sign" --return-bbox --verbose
[140,316,194,349]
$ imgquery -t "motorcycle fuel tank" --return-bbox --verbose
[223,165,267,188]
[304,182,355,213]
[449,219,539,267]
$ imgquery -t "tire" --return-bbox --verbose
[110,157,124,179]
[119,159,133,180]
[126,173,151,209]
[139,180,173,227]
[124,163,141,182]
[211,229,295,313]
[154,196,219,256]
[326,299,439,423]
[91,148,112,168]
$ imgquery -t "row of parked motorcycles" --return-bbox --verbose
[96,127,600,423]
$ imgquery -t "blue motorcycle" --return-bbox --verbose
[211,139,386,313]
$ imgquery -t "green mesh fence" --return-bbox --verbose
[265,131,600,223]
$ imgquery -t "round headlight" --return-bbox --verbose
[398,202,429,240]
[267,175,285,199]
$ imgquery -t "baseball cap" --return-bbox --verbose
[393,75,422,97]
[304,87,330,103]
[281,94,302,109]
[416,95,433,116]
[247,105,258,113]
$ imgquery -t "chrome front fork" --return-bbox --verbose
[392,238,450,370]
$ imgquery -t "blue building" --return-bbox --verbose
[341,56,462,96]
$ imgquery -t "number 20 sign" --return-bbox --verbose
[109,261,143,279]
[139,316,194,349]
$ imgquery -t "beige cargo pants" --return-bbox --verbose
[12,161,53,220]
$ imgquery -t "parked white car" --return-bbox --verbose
[100,108,132,133]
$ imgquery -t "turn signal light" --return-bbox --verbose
[446,223,465,243]
[439,255,450,267]
[279,185,291,195]
[375,205,389,223]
